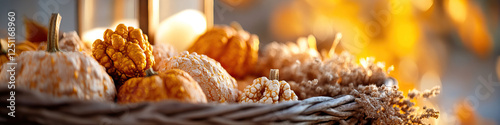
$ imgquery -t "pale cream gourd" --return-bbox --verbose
[157,51,238,103]
[0,14,115,101]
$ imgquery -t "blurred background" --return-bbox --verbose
[1,0,499,124]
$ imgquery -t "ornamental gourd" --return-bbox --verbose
[152,43,177,71]
[92,24,155,85]
[157,51,239,103]
[118,68,207,104]
[0,13,116,101]
[188,22,259,78]
[239,69,298,104]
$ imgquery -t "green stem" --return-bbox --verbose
[145,68,158,77]
[46,13,61,53]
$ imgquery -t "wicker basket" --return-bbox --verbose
[0,76,399,125]
[0,86,370,125]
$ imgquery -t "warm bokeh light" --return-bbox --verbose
[457,9,492,59]
[82,27,107,46]
[111,19,139,29]
[446,0,467,23]
[412,0,433,12]
[155,9,207,51]
[82,20,138,47]
[446,0,493,58]
[419,71,442,90]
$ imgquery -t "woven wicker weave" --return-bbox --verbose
[0,86,364,125]
[1,76,397,125]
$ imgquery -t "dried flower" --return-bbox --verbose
[290,80,440,124]
[285,51,390,99]
[240,69,298,104]
[254,35,320,76]
[256,34,438,124]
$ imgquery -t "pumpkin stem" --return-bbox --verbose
[269,69,279,80]
[46,13,61,53]
[145,68,158,77]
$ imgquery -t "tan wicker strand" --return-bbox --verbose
[0,87,360,125]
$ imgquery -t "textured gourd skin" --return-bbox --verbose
[118,69,207,104]
[188,24,259,78]
[92,24,155,85]
[152,43,177,71]
[239,77,298,104]
[157,51,239,103]
[0,13,115,101]
[16,41,38,52]
[0,51,116,101]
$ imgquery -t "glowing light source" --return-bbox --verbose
[82,20,138,46]
[155,9,207,51]
[82,27,107,45]
[112,19,138,29]
[446,0,467,23]
[359,57,375,68]
[419,71,442,90]
[412,0,433,12]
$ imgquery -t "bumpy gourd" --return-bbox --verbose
[152,43,177,71]
[92,24,155,85]
[157,51,238,103]
[239,69,298,104]
[0,13,115,101]
[188,22,259,78]
[118,68,207,104]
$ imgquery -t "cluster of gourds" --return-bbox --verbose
[0,13,299,104]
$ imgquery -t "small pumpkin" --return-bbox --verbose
[188,22,259,78]
[152,43,177,71]
[92,24,155,85]
[157,51,238,103]
[239,69,298,104]
[0,13,115,101]
[118,68,207,104]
